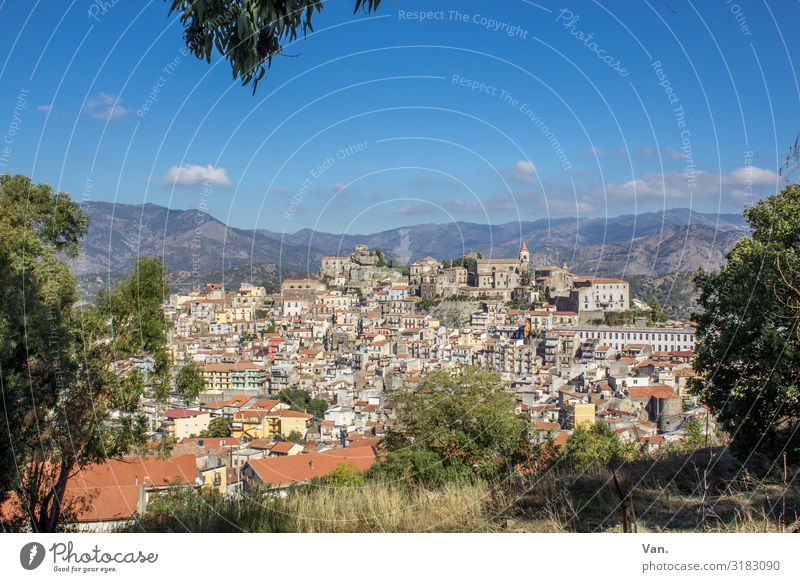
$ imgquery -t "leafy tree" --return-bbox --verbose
[691,185,800,459]
[167,0,383,91]
[275,388,325,420]
[277,387,311,410]
[325,464,364,487]
[155,435,178,458]
[416,297,437,312]
[0,175,173,531]
[287,430,305,444]
[308,398,328,421]
[681,417,705,450]
[648,297,667,323]
[377,366,530,486]
[561,423,641,470]
[175,361,206,403]
[370,446,474,488]
[0,174,88,513]
[201,417,232,438]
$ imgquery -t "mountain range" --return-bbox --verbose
[74,202,748,305]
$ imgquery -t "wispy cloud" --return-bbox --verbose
[162,164,232,188]
[584,146,606,158]
[37,104,54,114]
[83,93,131,120]
[605,166,779,204]
[393,203,433,216]
[637,145,684,160]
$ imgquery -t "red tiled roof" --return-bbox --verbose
[247,448,376,487]
[270,441,300,454]
[250,399,281,411]
[534,421,560,431]
[0,456,196,524]
[181,437,238,449]
[627,385,679,400]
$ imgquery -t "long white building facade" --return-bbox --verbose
[555,325,696,353]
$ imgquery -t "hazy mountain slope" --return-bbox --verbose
[74,203,747,300]
[74,201,322,277]
[262,208,747,267]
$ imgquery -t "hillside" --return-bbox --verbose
[75,202,747,306]
[74,201,322,295]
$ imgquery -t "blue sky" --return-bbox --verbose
[0,0,797,234]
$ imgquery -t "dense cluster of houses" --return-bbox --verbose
[158,242,703,461]
[3,244,706,530]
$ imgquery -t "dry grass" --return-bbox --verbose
[125,447,800,533]
[285,481,494,532]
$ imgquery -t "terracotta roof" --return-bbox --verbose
[627,385,679,400]
[534,421,560,431]
[346,437,382,449]
[270,441,300,454]
[249,399,281,411]
[1,456,196,524]
[247,439,276,450]
[181,437,237,450]
[247,447,376,487]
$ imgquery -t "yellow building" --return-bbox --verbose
[199,465,227,494]
[266,409,312,438]
[564,400,596,429]
[232,409,312,440]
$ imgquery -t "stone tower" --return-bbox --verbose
[519,241,530,269]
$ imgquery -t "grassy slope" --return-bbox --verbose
[124,448,800,533]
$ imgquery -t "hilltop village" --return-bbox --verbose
[56,243,704,529]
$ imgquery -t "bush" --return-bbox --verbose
[377,366,531,486]
[561,422,642,470]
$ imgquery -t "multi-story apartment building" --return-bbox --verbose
[557,325,696,353]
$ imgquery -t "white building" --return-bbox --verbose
[556,325,696,353]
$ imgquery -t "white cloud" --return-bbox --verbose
[83,93,131,120]
[37,104,54,114]
[605,166,779,204]
[514,159,537,174]
[504,159,539,184]
[162,164,232,188]
[728,166,778,185]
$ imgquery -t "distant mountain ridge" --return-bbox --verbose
[75,202,748,292]
[260,207,747,262]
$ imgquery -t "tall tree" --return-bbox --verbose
[0,174,88,514]
[0,175,173,531]
[175,361,206,403]
[648,297,666,323]
[167,0,383,91]
[691,185,800,459]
